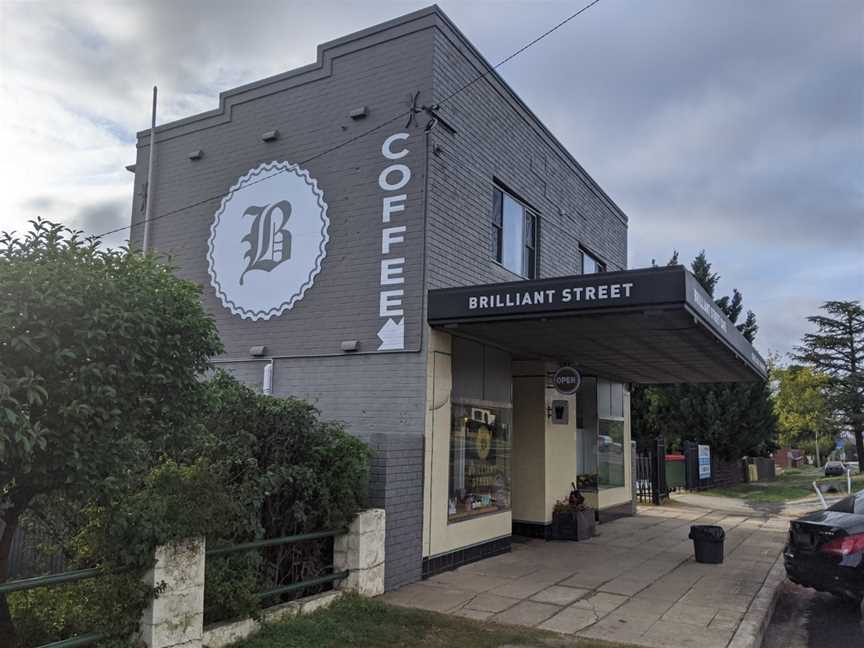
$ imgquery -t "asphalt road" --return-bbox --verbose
[763,581,863,648]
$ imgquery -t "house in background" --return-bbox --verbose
[128,5,767,591]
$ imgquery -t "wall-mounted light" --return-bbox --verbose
[249,345,266,357]
[349,106,368,120]
[125,164,136,173]
[261,130,279,142]
[188,149,203,160]
[341,340,359,352]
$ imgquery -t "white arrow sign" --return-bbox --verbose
[377,318,404,351]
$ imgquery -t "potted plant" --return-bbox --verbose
[550,483,595,541]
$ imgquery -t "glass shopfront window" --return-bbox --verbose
[448,400,512,521]
[575,377,599,491]
[576,377,625,489]
[597,379,625,488]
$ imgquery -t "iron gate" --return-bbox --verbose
[635,436,669,504]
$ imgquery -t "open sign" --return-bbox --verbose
[553,366,582,395]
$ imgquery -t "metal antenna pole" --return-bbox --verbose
[142,86,157,252]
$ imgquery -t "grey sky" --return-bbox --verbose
[1,0,861,359]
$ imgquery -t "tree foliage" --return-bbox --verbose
[631,251,776,460]
[794,300,864,465]
[8,374,372,643]
[194,373,371,623]
[771,363,834,461]
[0,219,222,645]
[1,221,372,646]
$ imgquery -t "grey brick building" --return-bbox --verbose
[129,6,765,591]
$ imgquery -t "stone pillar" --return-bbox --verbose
[140,537,205,648]
[334,509,385,596]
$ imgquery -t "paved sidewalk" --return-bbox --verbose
[382,505,788,648]
[670,491,842,517]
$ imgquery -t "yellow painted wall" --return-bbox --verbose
[511,366,578,525]
[511,375,547,523]
[546,386,578,515]
[423,329,511,558]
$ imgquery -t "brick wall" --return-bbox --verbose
[362,433,425,590]
[424,21,628,291]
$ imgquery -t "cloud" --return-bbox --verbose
[74,199,128,236]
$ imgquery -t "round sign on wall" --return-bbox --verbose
[553,366,582,395]
[207,161,329,320]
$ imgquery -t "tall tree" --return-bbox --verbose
[771,364,834,465]
[631,251,776,460]
[0,220,222,646]
[794,301,864,466]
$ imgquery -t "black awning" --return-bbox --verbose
[427,266,768,384]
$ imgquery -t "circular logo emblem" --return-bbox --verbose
[553,366,582,395]
[207,161,329,320]
[474,424,493,461]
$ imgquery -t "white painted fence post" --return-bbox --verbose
[333,509,385,596]
[140,537,206,648]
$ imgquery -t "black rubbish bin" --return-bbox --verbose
[689,525,725,564]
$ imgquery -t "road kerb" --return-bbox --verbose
[727,554,786,648]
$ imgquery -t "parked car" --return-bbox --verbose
[784,489,864,603]
[825,461,848,477]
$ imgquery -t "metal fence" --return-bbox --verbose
[635,453,654,504]
[1,528,346,648]
[1,521,66,580]
[205,529,348,601]
[635,436,669,505]
[0,567,111,648]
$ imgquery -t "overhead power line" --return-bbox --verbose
[96,0,604,240]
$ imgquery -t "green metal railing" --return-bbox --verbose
[1,528,347,648]
[0,567,111,648]
[206,528,349,600]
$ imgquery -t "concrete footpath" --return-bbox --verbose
[382,504,789,648]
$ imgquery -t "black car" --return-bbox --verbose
[825,461,848,477]
[784,489,864,602]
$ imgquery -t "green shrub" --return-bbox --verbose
[198,373,371,623]
[9,573,150,648]
[9,459,228,647]
[8,373,371,643]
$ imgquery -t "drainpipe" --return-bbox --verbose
[142,86,157,253]
[262,360,274,395]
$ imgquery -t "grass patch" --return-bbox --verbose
[229,595,636,648]
[701,466,864,503]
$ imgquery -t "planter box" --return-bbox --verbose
[549,509,595,541]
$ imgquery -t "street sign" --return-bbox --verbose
[698,444,711,480]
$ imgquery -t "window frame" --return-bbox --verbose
[580,247,607,274]
[492,184,538,279]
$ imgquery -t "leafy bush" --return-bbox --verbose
[9,459,227,647]
[1,219,221,646]
[9,573,151,648]
[198,373,371,623]
[2,220,370,642]
[9,373,371,643]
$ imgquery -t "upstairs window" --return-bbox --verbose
[492,186,537,278]
[581,248,606,274]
